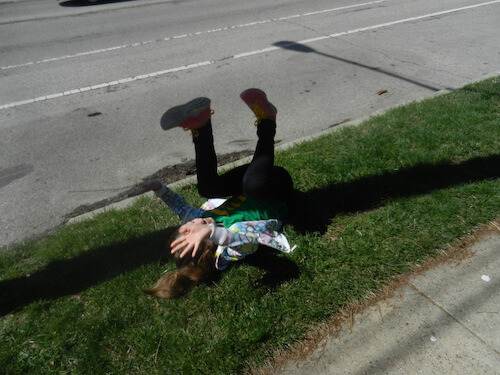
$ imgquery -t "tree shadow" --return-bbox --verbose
[288,154,500,234]
[273,40,445,92]
[59,0,139,7]
[0,227,175,316]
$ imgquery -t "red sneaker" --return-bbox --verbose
[240,89,277,123]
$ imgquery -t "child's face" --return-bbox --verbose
[190,217,215,225]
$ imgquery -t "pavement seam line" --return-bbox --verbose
[407,281,500,355]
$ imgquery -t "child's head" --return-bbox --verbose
[144,227,216,299]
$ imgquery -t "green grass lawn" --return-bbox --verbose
[1,78,499,375]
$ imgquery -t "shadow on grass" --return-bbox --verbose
[244,247,301,291]
[288,154,500,234]
[0,233,300,316]
[460,84,500,100]
[0,227,175,316]
[59,0,139,7]
[1,155,497,316]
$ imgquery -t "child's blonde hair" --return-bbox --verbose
[144,229,215,298]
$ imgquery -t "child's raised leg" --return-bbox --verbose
[160,98,243,198]
[240,89,293,202]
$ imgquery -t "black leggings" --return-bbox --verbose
[193,118,293,204]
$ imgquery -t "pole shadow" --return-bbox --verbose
[273,40,443,92]
[0,164,34,189]
[0,229,301,315]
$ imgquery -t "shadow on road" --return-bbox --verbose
[0,164,34,189]
[274,40,443,92]
[59,0,139,7]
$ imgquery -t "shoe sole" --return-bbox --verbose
[160,97,211,130]
[240,88,277,116]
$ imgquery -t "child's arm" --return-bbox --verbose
[208,224,258,252]
[130,180,203,223]
[154,183,205,224]
[209,224,260,270]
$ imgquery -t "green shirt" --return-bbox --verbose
[202,195,287,228]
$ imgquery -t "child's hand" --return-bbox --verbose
[128,180,162,197]
[170,223,212,258]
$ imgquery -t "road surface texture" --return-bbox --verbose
[1,0,499,249]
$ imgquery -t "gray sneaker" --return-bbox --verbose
[160,97,211,130]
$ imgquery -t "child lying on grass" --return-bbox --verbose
[132,89,296,298]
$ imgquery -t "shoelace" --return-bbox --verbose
[250,104,274,126]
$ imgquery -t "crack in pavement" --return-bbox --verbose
[408,281,500,355]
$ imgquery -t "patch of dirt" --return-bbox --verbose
[66,150,252,219]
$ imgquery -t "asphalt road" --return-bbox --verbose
[1,0,499,250]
